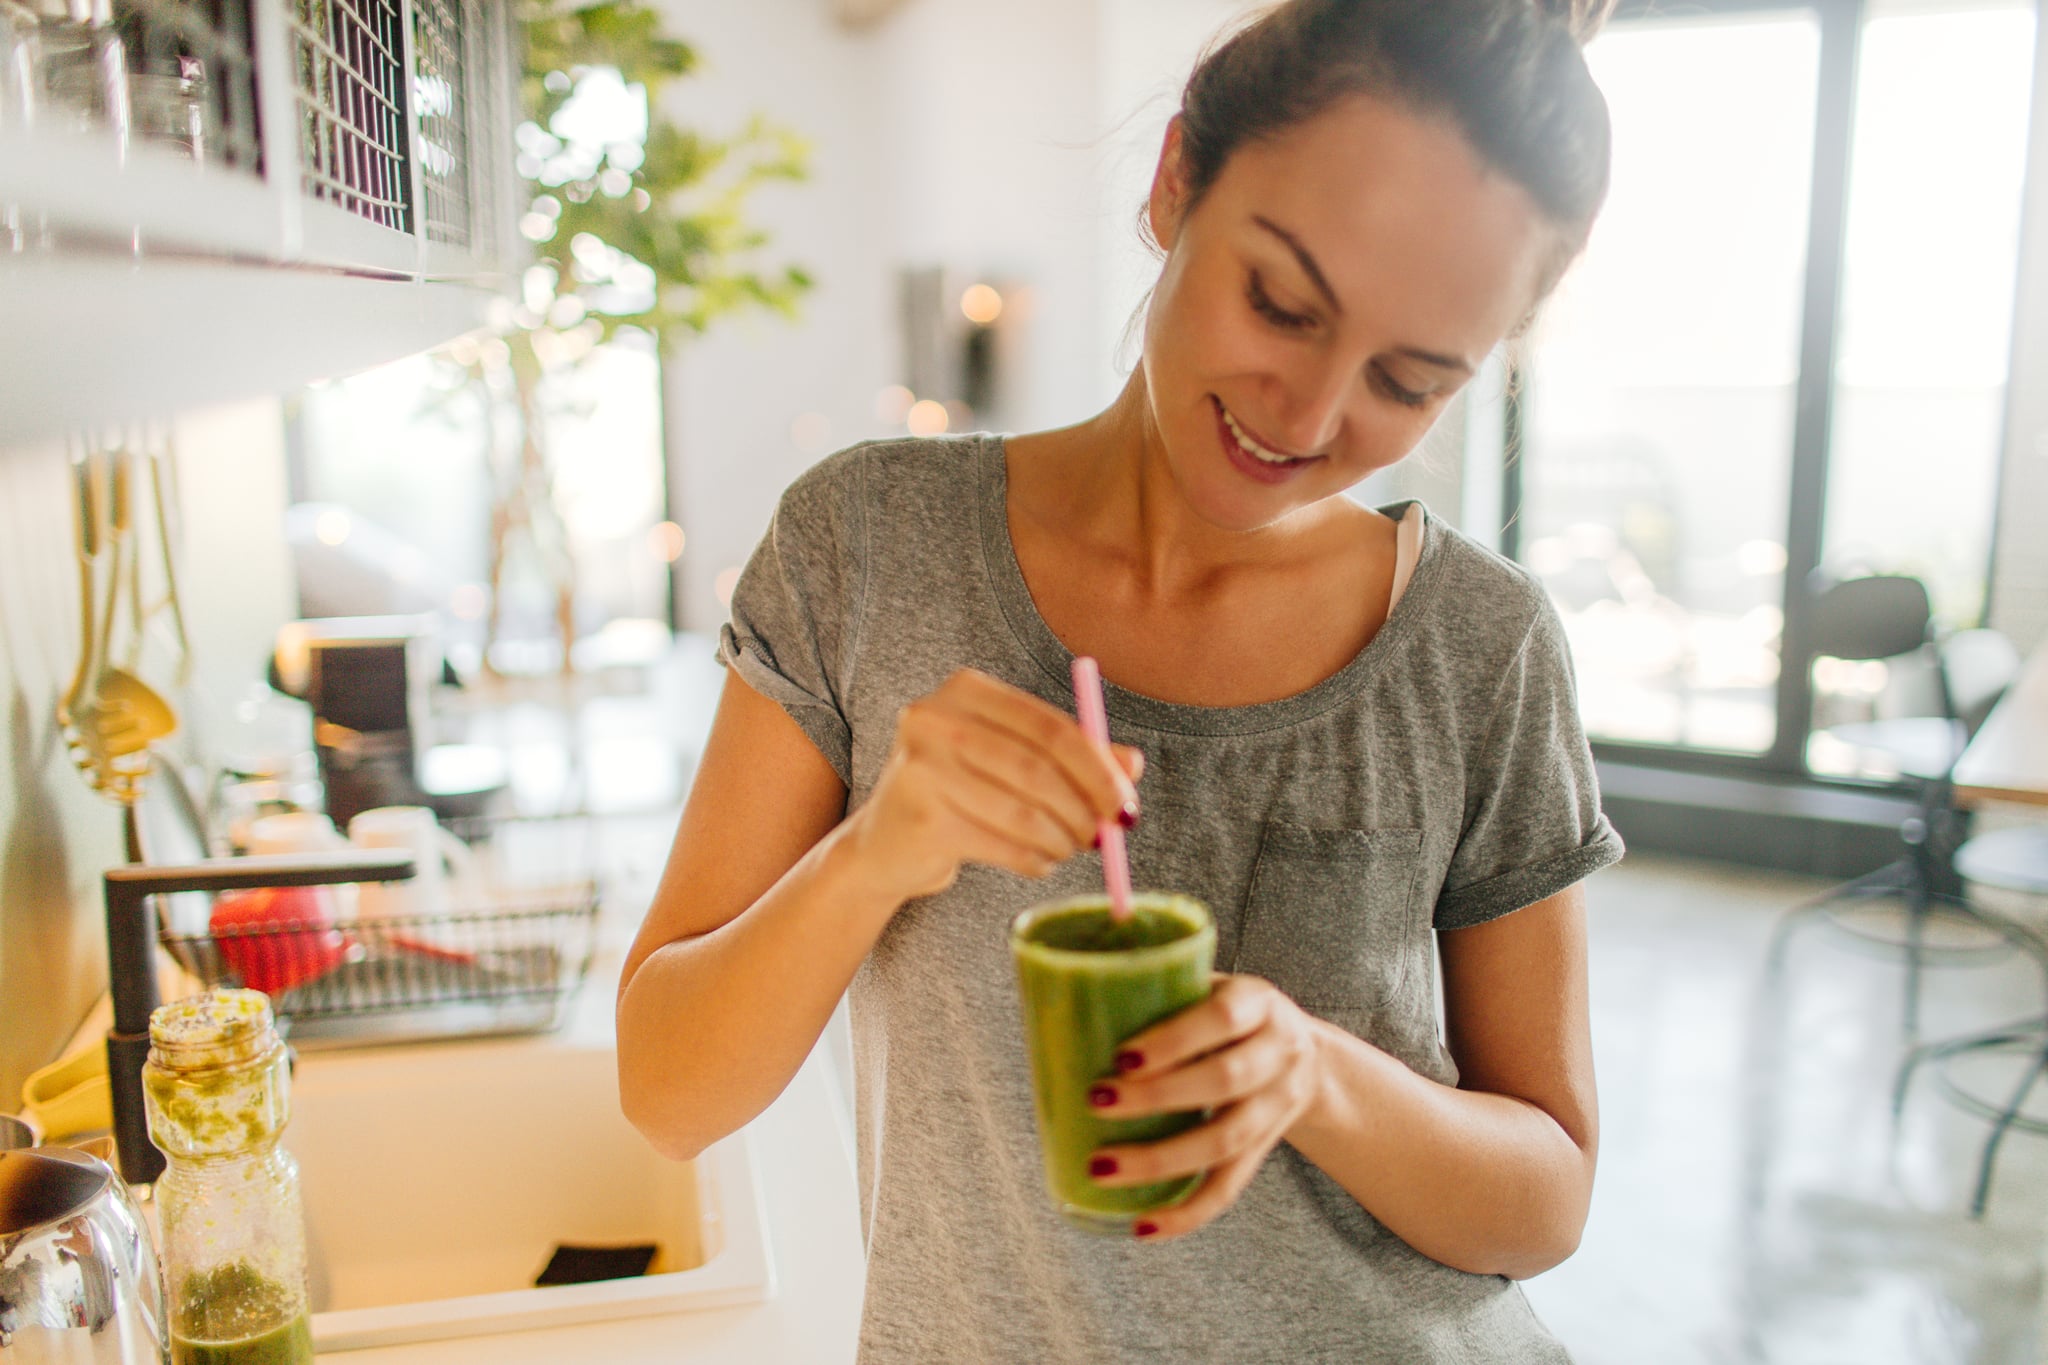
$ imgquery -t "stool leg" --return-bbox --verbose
[1903,903,1925,1040]
[1969,1035,2048,1217]
[1893,1037,1938,1125]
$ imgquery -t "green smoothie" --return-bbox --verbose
[172,1316,314,1365]
[1010,893,1215,1232]
[171,1261,313,1365]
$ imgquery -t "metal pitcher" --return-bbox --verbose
[0,1145,167,1363]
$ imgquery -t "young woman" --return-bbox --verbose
[620,0,1624,1358]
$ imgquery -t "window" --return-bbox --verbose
[1512,0,2037,778]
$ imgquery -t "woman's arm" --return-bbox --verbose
[1088,885,1596,1277]
[618,668,1140,1162]
[1291,886,1597,1275]
[616,671,876,1162]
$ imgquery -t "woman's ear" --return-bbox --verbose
[1145,117,1190,254]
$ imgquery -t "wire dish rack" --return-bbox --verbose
[159,813,602,1048]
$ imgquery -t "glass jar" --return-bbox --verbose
[0,0,40,133]
[130,59,218,161]
[35,0,128,146]
[143,989,315,1365]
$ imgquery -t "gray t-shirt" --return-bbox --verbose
[719,434,1623,1363]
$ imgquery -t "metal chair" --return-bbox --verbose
[1765,580,2037,1037]
[1893,822,2048,1214]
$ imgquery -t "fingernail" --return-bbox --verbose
[1088,1155,1118,1178]
[1117,803,1139,829]
[1114,1049,1143,1073]
[1133,1220,1159,1239]
[1090,830,1102,851]
[1088,1085,1117,1108]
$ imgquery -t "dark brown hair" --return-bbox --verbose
[1171,0,1617,289]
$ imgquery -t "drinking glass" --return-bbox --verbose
[1010,892,1214,1232]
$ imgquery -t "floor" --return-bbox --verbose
[1524,854,2048,1365]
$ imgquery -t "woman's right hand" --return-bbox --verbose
[839,667,1144,904]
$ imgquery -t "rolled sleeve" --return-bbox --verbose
[1436,593,1624,930]
[714,450,869,789]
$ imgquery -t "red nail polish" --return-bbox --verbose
[1088,1085,1117,1108]
[1133,1220,1159,1238]
[1114,1050,1143,1073]
[1117,803,1139,829]
[1090,830,1102,851]
[1088,1155,1118,1177]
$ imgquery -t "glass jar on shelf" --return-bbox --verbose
[35,0,126,145]
[130,54,216,160]
[142,989,315,1365]
[0,0,40,131]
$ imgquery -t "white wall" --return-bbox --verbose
[1990,7,2048,653]
[0,402,295,1099]
[654,1,894,634]
[658,0,1152,633]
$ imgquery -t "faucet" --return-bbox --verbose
[101,849,417,1184]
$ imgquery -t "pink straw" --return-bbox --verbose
[1070,656,1135,922]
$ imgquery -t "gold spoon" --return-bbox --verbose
[68,444,178,805]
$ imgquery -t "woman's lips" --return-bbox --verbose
[1212,398,1321,486]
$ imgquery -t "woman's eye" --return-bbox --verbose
[1246,272,1315,332]
[1371,366,1429,409]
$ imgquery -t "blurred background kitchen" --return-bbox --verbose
[4,0,2048,1361]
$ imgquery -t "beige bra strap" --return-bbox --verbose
[1387,503,1425,613]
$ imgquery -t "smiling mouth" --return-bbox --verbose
[1213,398,1320,469]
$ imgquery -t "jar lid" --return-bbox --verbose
[148,989,278,1070]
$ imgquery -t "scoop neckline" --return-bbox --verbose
[975,432,1444,737]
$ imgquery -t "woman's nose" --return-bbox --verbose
[1265,357,1352,454]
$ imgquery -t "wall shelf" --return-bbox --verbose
[0,0,522,444]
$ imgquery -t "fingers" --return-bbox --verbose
[934,766,1084,866]
[951,728,1101,849]
[880,668,1152,889]
[943,670,1139,825]
[1093,1096,1278,1185]
[943,797,1069,879]
[1090,1024,1298,1116]
[1130,1139,1268,1242]
[1112,976,1276,1082]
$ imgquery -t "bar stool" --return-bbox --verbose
[1764,584,2031,1038]
[1893,825,2048,1215]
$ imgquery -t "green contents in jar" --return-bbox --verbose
[171,1317,313,1365]
[171,1262,313,1365]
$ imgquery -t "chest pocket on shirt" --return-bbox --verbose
[1232,823,1426,1018]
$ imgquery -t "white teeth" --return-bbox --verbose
[1220,407,1298,465]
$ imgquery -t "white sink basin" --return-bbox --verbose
[284,1037,774,1352]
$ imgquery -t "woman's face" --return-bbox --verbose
[1141,94,1558,534]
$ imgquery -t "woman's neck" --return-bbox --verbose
[1014,371,1337,601]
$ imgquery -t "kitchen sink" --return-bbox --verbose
[285,1036,774,1351]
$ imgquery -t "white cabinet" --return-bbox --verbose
[0,0,521,442]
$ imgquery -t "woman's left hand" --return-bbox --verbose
[1086,973,1327,1240]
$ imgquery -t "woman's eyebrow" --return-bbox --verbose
[1251,214,1475,375]
[1252,215,1343,316]
[1394,346,1474,375]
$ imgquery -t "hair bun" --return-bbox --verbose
[1534,0,1617,44]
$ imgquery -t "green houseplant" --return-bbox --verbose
[457,0,813,670]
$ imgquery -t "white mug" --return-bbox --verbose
[246,810,354,918]
[347,806,478,923]
[246,810,345,855]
